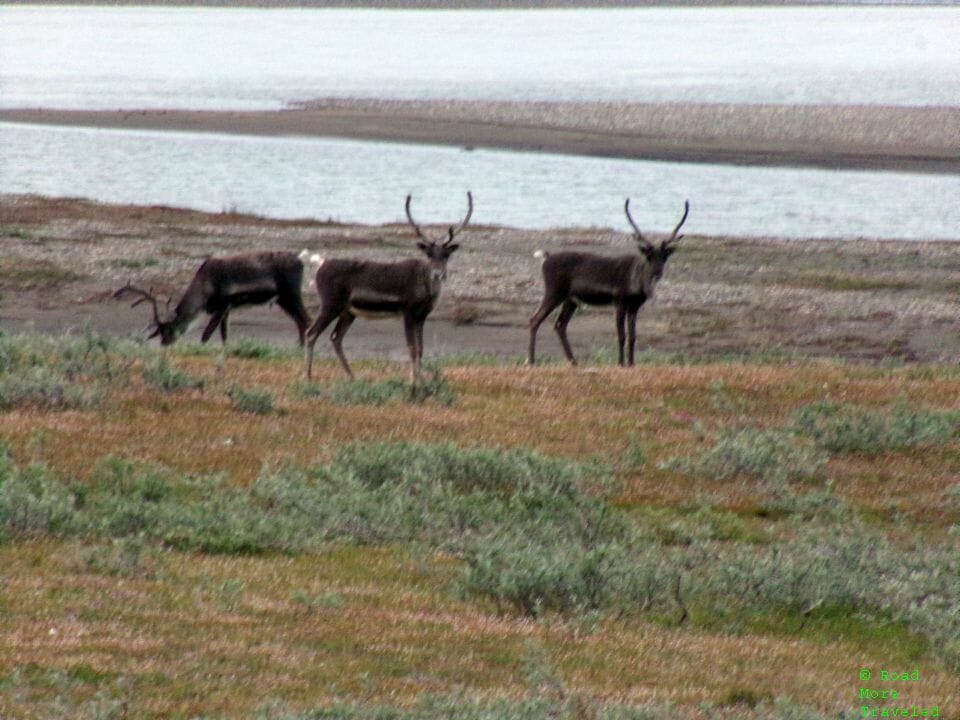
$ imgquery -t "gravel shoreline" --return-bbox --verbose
[4,99,958,172]
[2,195,959,365]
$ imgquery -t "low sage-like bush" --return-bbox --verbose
[227,385,275,415]
[142,356,204,393]
[0,331,139,410]
[321,367,457,407]
[2,444,957,666]
[792,400,959,454]
[0,366,104,410]
[661,427,827,485]
[225,337,291,360]
[0,454,78,538]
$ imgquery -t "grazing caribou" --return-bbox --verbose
[304,192,473,382]
[528,199,690,367]
[114,251,311,348]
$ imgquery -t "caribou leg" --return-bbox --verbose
[415,319,425,367]
[329,313,356,379]
[553,299,579,366]
[201,307,228,343]
[615,304,627,366]
[404,314,420,384]
[304,307,341,379]
[528,295,564,365]
[626,307,639,366]
[276,291,310,346]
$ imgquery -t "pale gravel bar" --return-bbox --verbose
[3,99,959,172]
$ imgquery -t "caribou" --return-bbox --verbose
[114,251,311,349]
[304,191,473,382]
[528,199,690,367]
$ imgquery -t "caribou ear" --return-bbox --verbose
[444,243,460,254]
[416,241,430,253]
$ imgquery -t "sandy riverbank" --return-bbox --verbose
[2,195,958,366]
[4,100,959,172]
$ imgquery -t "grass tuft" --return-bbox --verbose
[227,385,276,415]
[317,366,457,406]
[142,356,204,393]
[792,400,959,454]
[661,427,827,485]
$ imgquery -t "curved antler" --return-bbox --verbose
[624,198,651,249]
[664,200,690,248]
[404,194,427,242]
[113,282,164,336]
[444,190,473,247]
[406,192,474,247]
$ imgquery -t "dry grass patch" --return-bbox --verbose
[2,336,959,718]
[3,540,957,719]
[1,349,957,520]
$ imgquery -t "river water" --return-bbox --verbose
[3,5,959,108]
[1,6,958,238]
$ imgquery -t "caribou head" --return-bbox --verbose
[113,283,179,344]
[625,198,690,283]
[404,191,473,283]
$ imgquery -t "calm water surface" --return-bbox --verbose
[2,6,958,238]
[1,6,959,108]
[5,122,959,240]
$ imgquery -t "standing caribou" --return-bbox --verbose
[114,251,311,349]
[304,192,473,382]
[528,199,690,367]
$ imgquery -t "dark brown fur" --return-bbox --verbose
[528,200,689,366]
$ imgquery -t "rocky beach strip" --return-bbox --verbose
[3,99,959,172]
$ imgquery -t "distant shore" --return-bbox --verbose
[3,100,959,173]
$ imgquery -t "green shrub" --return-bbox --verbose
[323,367,456,406]
[0,332,125,410]
[0,366,104,410]
[142,356,204,393]
[226,337,290,360]
[661,427,827,485]
[2,444,957,666]
[291,379,326,399]
[227,386,275,415]
[702,524,960,647]
[0,457,78,538]
[333,441,589,496]
[793,400,959,454]
[632,504,752,545]
[462,532,678,618]
[409,366,458,405]
[252,443,615,552]
[325,377,412,405]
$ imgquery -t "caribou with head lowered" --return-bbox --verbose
[528,199,689,367]
[304,192,473,382]
[114,251,311,349]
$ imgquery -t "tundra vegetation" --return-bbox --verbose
[0,330,958,720]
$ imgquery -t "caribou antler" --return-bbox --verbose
[404,194,427,242]
[405,191,473,246]
[664,200,690,248]
[624,197,650,249]
[113,282,164,337]
[445,191,473,247]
